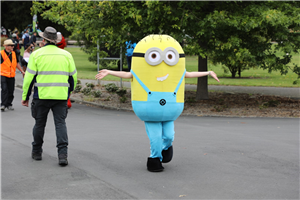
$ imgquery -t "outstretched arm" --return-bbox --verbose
[185,71,220,82]
[95,69,133,80]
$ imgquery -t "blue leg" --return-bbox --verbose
[144,121,163,160]
[162,121,175,151]
[161,121,174,163]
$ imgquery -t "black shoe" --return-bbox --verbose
[147,157,164,172]
[58,154,68,166]
[1,105,5,111]
[162,146,173,163]
[32,152,42,160]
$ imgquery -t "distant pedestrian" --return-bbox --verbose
[11,33,21,59]
[30,32,37,47]
[56,32,67,49]
[21,43,34,77]
[21,26,77,166]
[1,39,25,111]
[22,29,30,50]
[14,30,21,42]
[56,32,72,108]
[1,26,7,37]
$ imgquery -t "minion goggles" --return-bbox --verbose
[133,47,185,66]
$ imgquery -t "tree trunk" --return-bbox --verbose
[231,68,236,78]
[196,55,209,100]
[238,66,241,78]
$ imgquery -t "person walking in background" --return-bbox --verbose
[55,31,72,108]
[11,33,21,60]
[21,43,35,77]
[30,32,37,47]
[56,32,67,49]
[1,26,7,37]
[1,39,25,111]
[14,30,20,40]
[125,40,136,72]
[22,29,30,50]
[21,26,77,166]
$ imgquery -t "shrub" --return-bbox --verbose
[185,97,196,103]
[119,96,127,103]
[105,83,118,93]
[74,85,82,93]
[85,82,95,89]
[100,60,119,70]
[212,105,228,112]
[82,87,92,96]
[92,90,102,98]
[116,88,127,97]
[77,79,81,84]
[259,100,280,109]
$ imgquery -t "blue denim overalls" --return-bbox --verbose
[131,70,186,160]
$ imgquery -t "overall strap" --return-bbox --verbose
[174,69,186,95]
[131,70,151,94]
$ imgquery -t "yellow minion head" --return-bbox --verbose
[131,35,185,103]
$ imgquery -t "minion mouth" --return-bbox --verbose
[156,74,169,82]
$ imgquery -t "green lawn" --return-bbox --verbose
[3,46,299,87]
[185,55,300,87]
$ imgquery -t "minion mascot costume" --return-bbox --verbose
[96,34,219,172]
[131,35,185,172]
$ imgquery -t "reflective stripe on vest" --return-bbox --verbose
[0,50,17,78]
[34,83,70,87]
[26,68,77,76]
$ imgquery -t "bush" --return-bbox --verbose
[92,90,102,98]
[77,79,81,84]
[85,82,95,89]
[185,97,196,103]
[82,87,92,96]
[116,88,127,97]
[260,100,280,109]
[74,85,82,93]
[100,60,119,70]
[105,83,118,93]
[119,96,127,103]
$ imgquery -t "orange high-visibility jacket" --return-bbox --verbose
[1,50,17,78]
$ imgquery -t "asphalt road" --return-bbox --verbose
[1,88,299,199]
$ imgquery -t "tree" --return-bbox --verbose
[1,1,33,33]
[1,1,70,37]
[32,1,300,100]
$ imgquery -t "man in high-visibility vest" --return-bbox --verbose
[21,27,77,166]
[1,39,25,111]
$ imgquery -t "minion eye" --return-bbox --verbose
[145,47,163,66]
[163,47,179,66]
[165,50,176,62]
[149,51,160,62]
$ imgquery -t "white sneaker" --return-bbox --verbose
[1,105,5,111]
[7,106,14,110]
